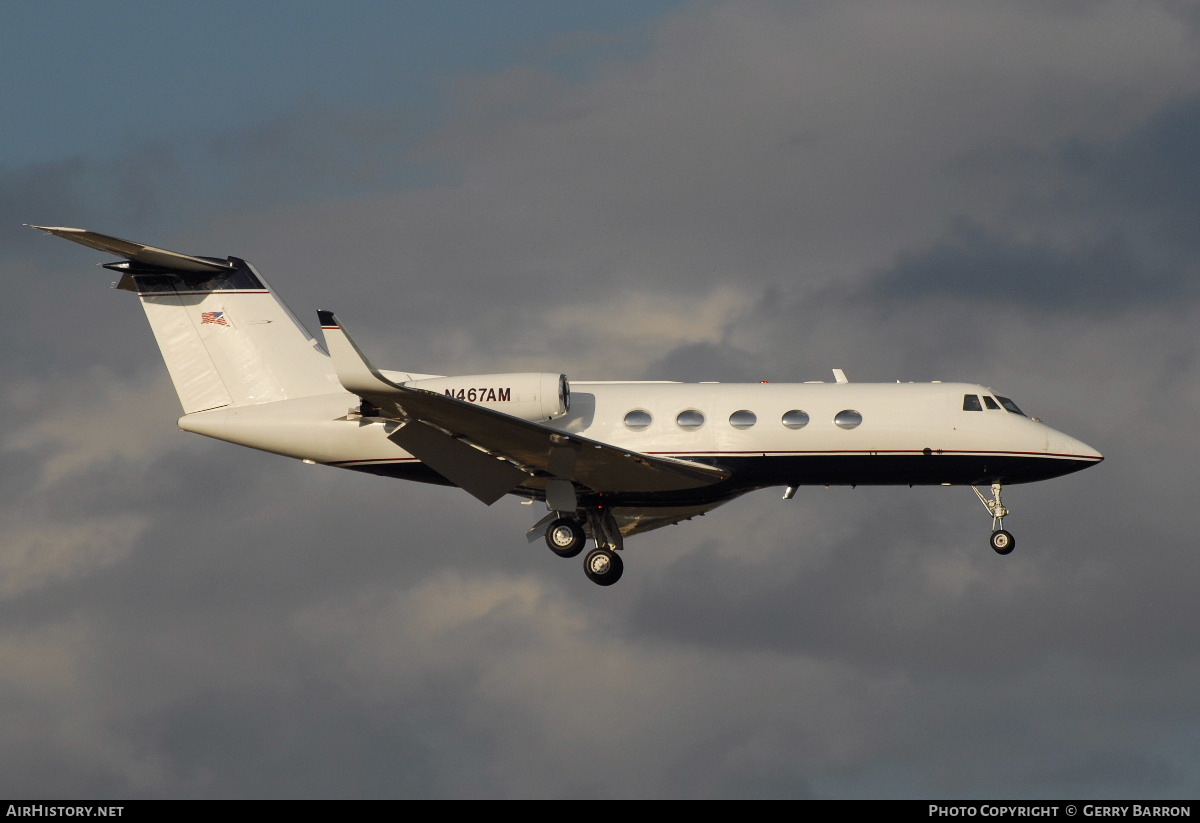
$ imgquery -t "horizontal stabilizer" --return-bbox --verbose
[319,312,730,499]
[26,225,233,272]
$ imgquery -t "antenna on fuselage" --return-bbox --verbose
[832,369,849,384]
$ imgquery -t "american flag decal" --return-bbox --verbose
[201,311,230,326]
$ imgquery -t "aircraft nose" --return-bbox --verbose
[1048,428,1103,464]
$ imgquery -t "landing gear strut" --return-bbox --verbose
[973,482,1015,555]
[535,506,627,585]
[581,507,625,585]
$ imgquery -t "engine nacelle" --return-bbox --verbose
[405,373,570,422]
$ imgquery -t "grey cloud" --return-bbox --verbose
[872,94,1200,308]
[872,219,1193,307]
[642,340,767,382]
[1,159,94,251]
[6,0,1200,800]
[1061,95,1200,253]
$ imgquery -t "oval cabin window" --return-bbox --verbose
[729,410,757,430]
[623,410,652,431]
[781,410,810,430]
[676,410,705,430]
[834,409,863,429]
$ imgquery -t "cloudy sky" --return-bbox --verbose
[3,0,1197,799]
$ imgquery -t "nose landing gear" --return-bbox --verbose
[989,528,1015,554]
[973,482,1015,555]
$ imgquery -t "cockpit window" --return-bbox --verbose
[963,394,982,411]
[983,396,1001,410]
[996,395,1025,416]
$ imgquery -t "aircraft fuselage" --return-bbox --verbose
[178,379,1101,508]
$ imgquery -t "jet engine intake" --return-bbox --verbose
[405,373,569,422]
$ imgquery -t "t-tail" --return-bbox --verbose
[29,226,336,413]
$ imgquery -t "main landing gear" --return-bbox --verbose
[583,547,623,587]
[544,517,586,558]
[973,482,1015,555]
[539,508,625,586]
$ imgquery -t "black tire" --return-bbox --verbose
[583,548,624,586]
[545,518,586,558]
[990,529,1015,555]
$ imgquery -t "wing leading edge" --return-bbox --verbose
[318,311,729,505]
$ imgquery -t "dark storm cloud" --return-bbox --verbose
[1,159,93,249]
[872,219,1194,308]
[8,103,414,254]
[643,340,768,382]
[6,148,187,253]
[5,105,420,379]
[873,93,1200,308]
[1061,94,1200,254]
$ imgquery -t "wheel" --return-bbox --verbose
[990,529,1015,555]
[583,548,624,586]
[545,518,586,558]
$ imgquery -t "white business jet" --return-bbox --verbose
[31,226,1103,586]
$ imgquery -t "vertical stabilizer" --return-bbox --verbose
[30,227,336,412]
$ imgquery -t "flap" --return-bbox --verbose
[387,419,528,505]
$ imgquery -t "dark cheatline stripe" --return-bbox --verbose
[322,450,1098,504]
[648,449,1099,460]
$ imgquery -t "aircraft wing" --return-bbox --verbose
[319,311,730,504]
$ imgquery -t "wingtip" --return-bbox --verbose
[25,224,81,233]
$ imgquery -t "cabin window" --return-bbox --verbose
[623,410,652,431]
[834,409,863,429]
[997,396,1026,416]
[781,410,809,430]
[963,394,983,411]
[729,410,757,430]
[676,410,705,430]
[983,396,1001,410]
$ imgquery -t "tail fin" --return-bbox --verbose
[31,226,335,412]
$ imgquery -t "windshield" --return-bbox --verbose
[995,395,1025,416]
